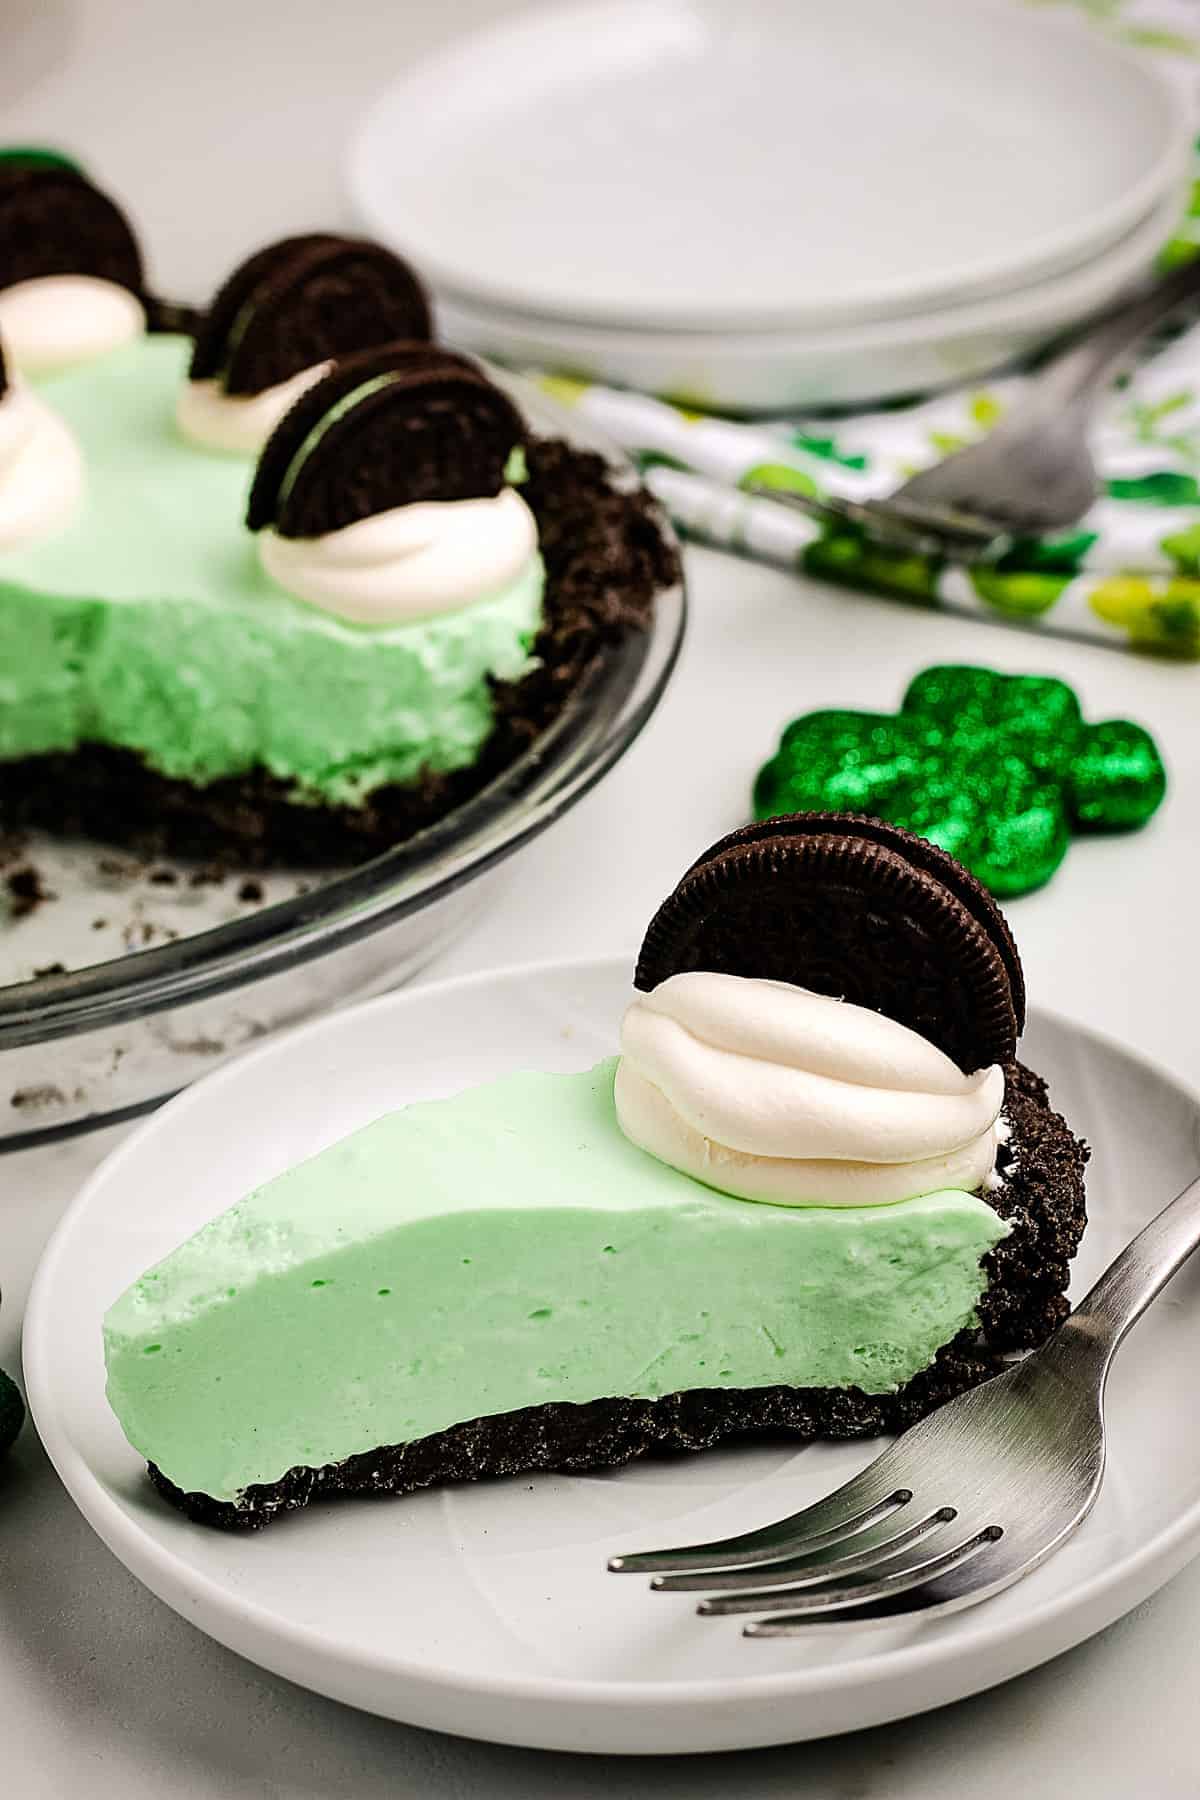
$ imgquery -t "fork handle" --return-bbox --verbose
[1061,1171,1200,1370]
[1027,256,1200,418]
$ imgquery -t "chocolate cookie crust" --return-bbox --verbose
[149,1058,1088,1531]
[0,438,679,865]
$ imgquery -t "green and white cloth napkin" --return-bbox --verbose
[536,0,1200,658]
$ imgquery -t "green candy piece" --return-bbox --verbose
[753,664,1166,898]
[0,1368,23,1459]
[757,711,927,819]
[1069,720,1168,831]
[902,666,1081,784]
[969,774,1070,898]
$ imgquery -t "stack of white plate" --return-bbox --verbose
[347,0,1192,413]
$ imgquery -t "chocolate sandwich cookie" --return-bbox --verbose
[189,233,432,396]
[0,159,143,294]
[636,812,1023,1074]
[246,341,527,537]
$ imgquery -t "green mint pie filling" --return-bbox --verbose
[0,337,543,802]
[103,1060,1009,1504]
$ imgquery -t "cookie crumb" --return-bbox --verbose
[237,879,264,903]
[97,855,142,881]
[5,865,53,918]
[11,1083,67,1110]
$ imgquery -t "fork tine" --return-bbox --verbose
[744,1541,1018,1635]
[607,1473,914,1575]
[698,1525,1003,1619]
[649,1506,957,1593]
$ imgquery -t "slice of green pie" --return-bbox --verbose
[103,818,1088,1530]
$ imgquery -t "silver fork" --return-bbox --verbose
[747,256,1200,559]
[609,1170,1200,1636]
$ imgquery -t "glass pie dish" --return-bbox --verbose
[0,376,686,1148]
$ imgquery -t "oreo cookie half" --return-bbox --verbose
[247,342,527,538]
[0,161,143,294]
[189,233,432,395]
[636,812,1024,1073]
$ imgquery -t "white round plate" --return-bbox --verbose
[437,184,1181,413]
[347,0,1190,333]
[23,956,1200,1755]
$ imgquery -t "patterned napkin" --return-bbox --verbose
[535,0,1200,658]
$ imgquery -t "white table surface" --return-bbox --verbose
[4,1,1200,1793]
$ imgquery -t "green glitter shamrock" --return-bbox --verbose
[753,665,1167,897]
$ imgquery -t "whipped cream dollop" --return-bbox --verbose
[0,275,146,377]
[258,487,539,625]
[176,361,333,455]
[0,381,83,548]
[615,973,1004,1208]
